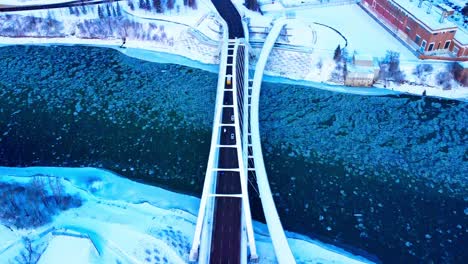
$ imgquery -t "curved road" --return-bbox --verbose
[211,0,244,39]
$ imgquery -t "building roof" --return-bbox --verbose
[454,29,468,45]
[354,54,374,61]
[348,65,375,74]
[392,0,457,31]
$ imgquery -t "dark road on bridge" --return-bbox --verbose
[210,48,242,263]
[209,1,246,257]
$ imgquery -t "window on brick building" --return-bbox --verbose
[421,40,427,50]
[428,43,434,51]
[406,26,411,33]
[415,35,421,44]
[444,40,451,49]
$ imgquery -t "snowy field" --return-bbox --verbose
[262,3,417,60]
[0,167,374,263]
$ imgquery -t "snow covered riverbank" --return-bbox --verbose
[0,0,467,100]
[0,167,375,263]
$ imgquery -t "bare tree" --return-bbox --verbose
[244,0,260,11]
[333,44,341,62]
[48,177,64,206]
[153,0,163,13]
[14,237,42,264]
[379,50,405,84]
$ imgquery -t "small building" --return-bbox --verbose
[345,54,380,87]
[361,0,468,60]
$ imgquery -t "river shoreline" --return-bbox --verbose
[3,39,468,102]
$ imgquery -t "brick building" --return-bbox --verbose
[361,0,468,60]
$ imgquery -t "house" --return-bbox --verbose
[345,54,380,86]
[361,0,468,60]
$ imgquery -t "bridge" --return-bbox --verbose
[189,1,295,263]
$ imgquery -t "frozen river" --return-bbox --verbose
[0,45,466,263]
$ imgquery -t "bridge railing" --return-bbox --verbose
[189,15,229,263]
[231,37,258,262]
[250,17,296,263]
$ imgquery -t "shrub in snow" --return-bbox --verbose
[436,71,453,90]
[0,177,82,229]
[413,64,433,85]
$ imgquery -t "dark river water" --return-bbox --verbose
[0,45,466,263]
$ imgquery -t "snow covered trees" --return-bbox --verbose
[333,45,341,62]
[167,0,175,10]
[153,0,163,13]
[379,51,405,84]
[186,0,197,9]
[127,0,135,10]
[244,0,260,12]
[331,45,348,82]
[0,15,65,38]
[0,178,81,229]
[132,0,190,13]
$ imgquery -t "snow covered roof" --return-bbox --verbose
[454,29,468,45]
[354,54,374,62]
[392,0,457,31]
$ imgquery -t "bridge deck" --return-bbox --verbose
[210,39,244,263]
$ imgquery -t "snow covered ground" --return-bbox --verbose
[289,4,417,59]
[247,2,468,100]
[0,167,375,263]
